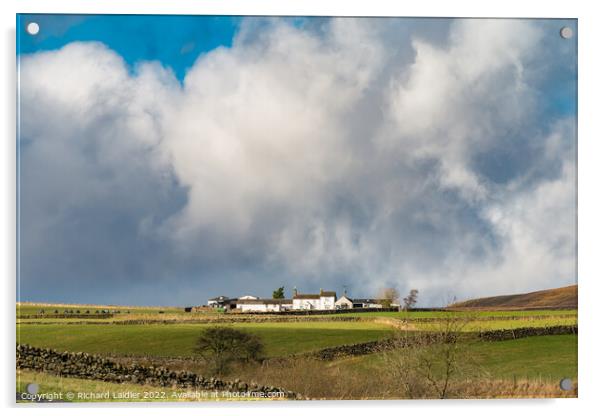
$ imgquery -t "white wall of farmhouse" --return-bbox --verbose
[320,295,335,310]
[292,295,336,310]
[292,298,319,310]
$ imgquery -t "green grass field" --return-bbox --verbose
[16,302,578,400]
[334,334,577,381]
[469,334,577,379]
[17,321,393,358]
[413,317,577,331]
[338,309,577,319]
[18,302,577,319]
[17,334,577,401]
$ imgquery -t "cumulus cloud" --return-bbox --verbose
[387,20,542,199]
[162,19,384,243]
[18,18,576,305]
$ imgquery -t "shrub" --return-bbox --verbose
[194,326,264,376]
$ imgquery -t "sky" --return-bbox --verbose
[17,15,577,307]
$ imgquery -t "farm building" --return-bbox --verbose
[351,298,384,308]
[238,295,259,300]
[206,289,387,312]
[207,296,239,309]
[292,289,336,310]
[236,298,292,312]
[334,295,353,309]
[335,295,384,309]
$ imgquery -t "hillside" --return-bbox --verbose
[450,285,577,309]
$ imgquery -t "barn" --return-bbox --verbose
[207,295,232,308]
[335,295,384,309]
[235,298,292,312]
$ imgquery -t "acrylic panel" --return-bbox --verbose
[16,14,577,402]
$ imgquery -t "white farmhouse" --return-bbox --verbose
[292,289,336,310]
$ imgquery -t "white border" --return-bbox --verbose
[2,1,601,415]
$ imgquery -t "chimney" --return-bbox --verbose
[293,287,298,297]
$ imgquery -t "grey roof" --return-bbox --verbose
[352,298,383,304]
[208,296,230,301]
[293,290,336,299]
[293,294,320,299]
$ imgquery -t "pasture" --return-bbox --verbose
[17,321,393,358]
[412,316,577,331]
[337,309,577,319]
[227,334,577,399]
[16,303,578,400]
[332,334,577,381]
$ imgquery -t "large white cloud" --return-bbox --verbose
[387,20,542,200]
[18,18,576,305]
[158,19,390,244]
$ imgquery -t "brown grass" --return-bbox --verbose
[455,378,577,398]
[123,354,575,400]
[450,285,577,309]
[234,357,576,399]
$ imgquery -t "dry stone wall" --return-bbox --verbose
[18,316,364,325]
[18,314,114,319]
[17,344,300,399]
[477,325,577,341]
[305,325,578,360]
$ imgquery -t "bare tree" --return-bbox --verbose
[378,287,400,308]
[402,289,419,311]
[383,313,482,399]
